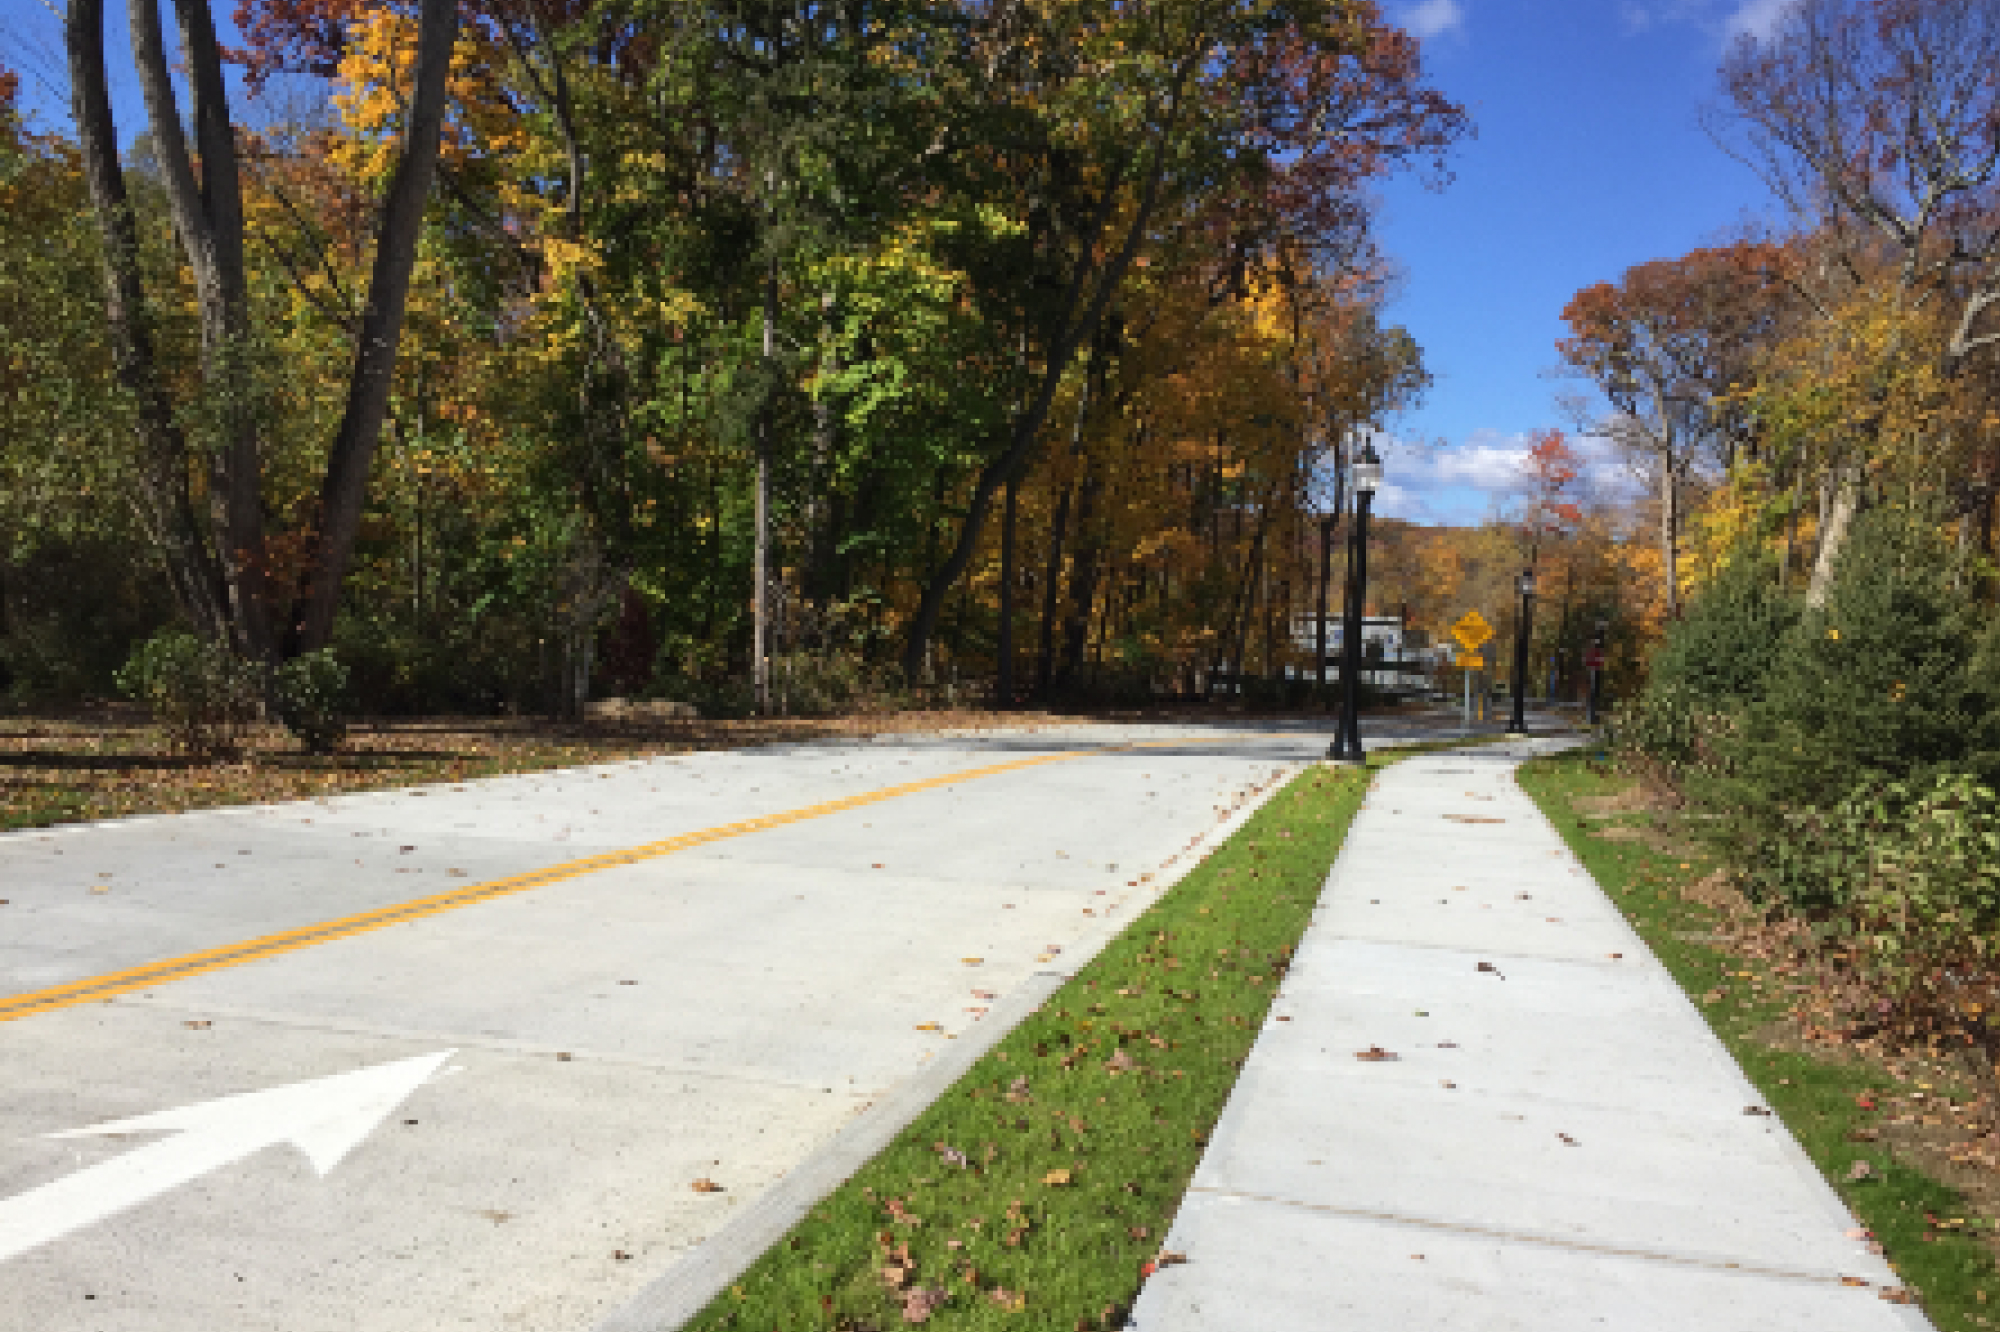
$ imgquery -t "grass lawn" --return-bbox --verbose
[675,750,1417,1332]
[1519,748,2000,1331]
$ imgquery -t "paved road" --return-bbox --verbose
[1131,740,1927,1332]
[0,718,1450,1331]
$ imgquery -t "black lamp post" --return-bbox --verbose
[1328,440,1382,763]
[1585,615,1608,726]
[1506,567,1536,736]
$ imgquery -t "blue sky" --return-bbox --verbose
[2,0,1799,529]
[1368,0,1794,524]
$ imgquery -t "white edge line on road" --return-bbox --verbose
[589,757,1311,1332]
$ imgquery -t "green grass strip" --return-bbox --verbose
[684,758,1381,1332]
[1519,750,2000,1331]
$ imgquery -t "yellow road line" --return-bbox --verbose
[0,750,1092,1025]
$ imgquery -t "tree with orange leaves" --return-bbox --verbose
[1559,241,1791,618]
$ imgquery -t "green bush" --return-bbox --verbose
[1715,513,1997,808]
[272,650,349,754]
[1810,773,2000,1034]
[1699,512,2000,908]
[1649,550,1801,704]
[1613,550,1798,782]
[114,630,262,757]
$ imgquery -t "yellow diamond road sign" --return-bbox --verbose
[1451,610,1494,653]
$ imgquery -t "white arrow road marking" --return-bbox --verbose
[0,1049,455,1265]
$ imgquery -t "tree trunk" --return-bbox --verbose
[64,0,232,646]
[1806,466,1862,609]
[998,471,1018,706]
[288,0,459,655]
[1660,454,1680,621]
[1035,481,1072,700]
[752,257,777,713]
[128,0,270,659]
[1058,463,1102,689]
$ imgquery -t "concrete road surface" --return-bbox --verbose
[0,718,1448,1331]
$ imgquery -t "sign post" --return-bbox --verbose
[1450,612,1495,730]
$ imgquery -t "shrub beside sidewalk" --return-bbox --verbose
[681,760,1378,1332]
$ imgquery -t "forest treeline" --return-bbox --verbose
[1593,0,2000,1071]
[0,0,1473,723]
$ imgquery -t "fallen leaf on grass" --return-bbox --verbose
[691,1178,724,1193]
[1042,1168,1073,1186]
[1105,1049,1138,1074]
[1847,1160,1875,1182]
[1354,1046,1398,1062]
[934,1142,970,1169]
[900,1285,947,1323]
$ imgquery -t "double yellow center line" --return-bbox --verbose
[0,750,1095,1025]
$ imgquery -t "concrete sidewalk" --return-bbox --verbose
[1130,740,1931,1332]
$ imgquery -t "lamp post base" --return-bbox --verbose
[1326,740,1366,765]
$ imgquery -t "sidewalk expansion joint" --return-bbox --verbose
[1185,1186,1873,1291]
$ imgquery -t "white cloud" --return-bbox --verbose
[1723,0,1798,46]
[1367,428,1639,526]
[1400,0,1466,43]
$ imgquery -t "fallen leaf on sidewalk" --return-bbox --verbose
[972,989,997,1000]
[916,1023,943,1032]
[1444,815,1505,824]
[691,1178,723,1193]
[1477,961,1507,979]
[962,957,983,965]
[1558,1133,1579,1146]
[1743,1105,1773,1116]
[182,1020,211,1029]
[1880,1288,1915,1304]
[1841,1276,1870,1288]
[1355,1046,1399,1062]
